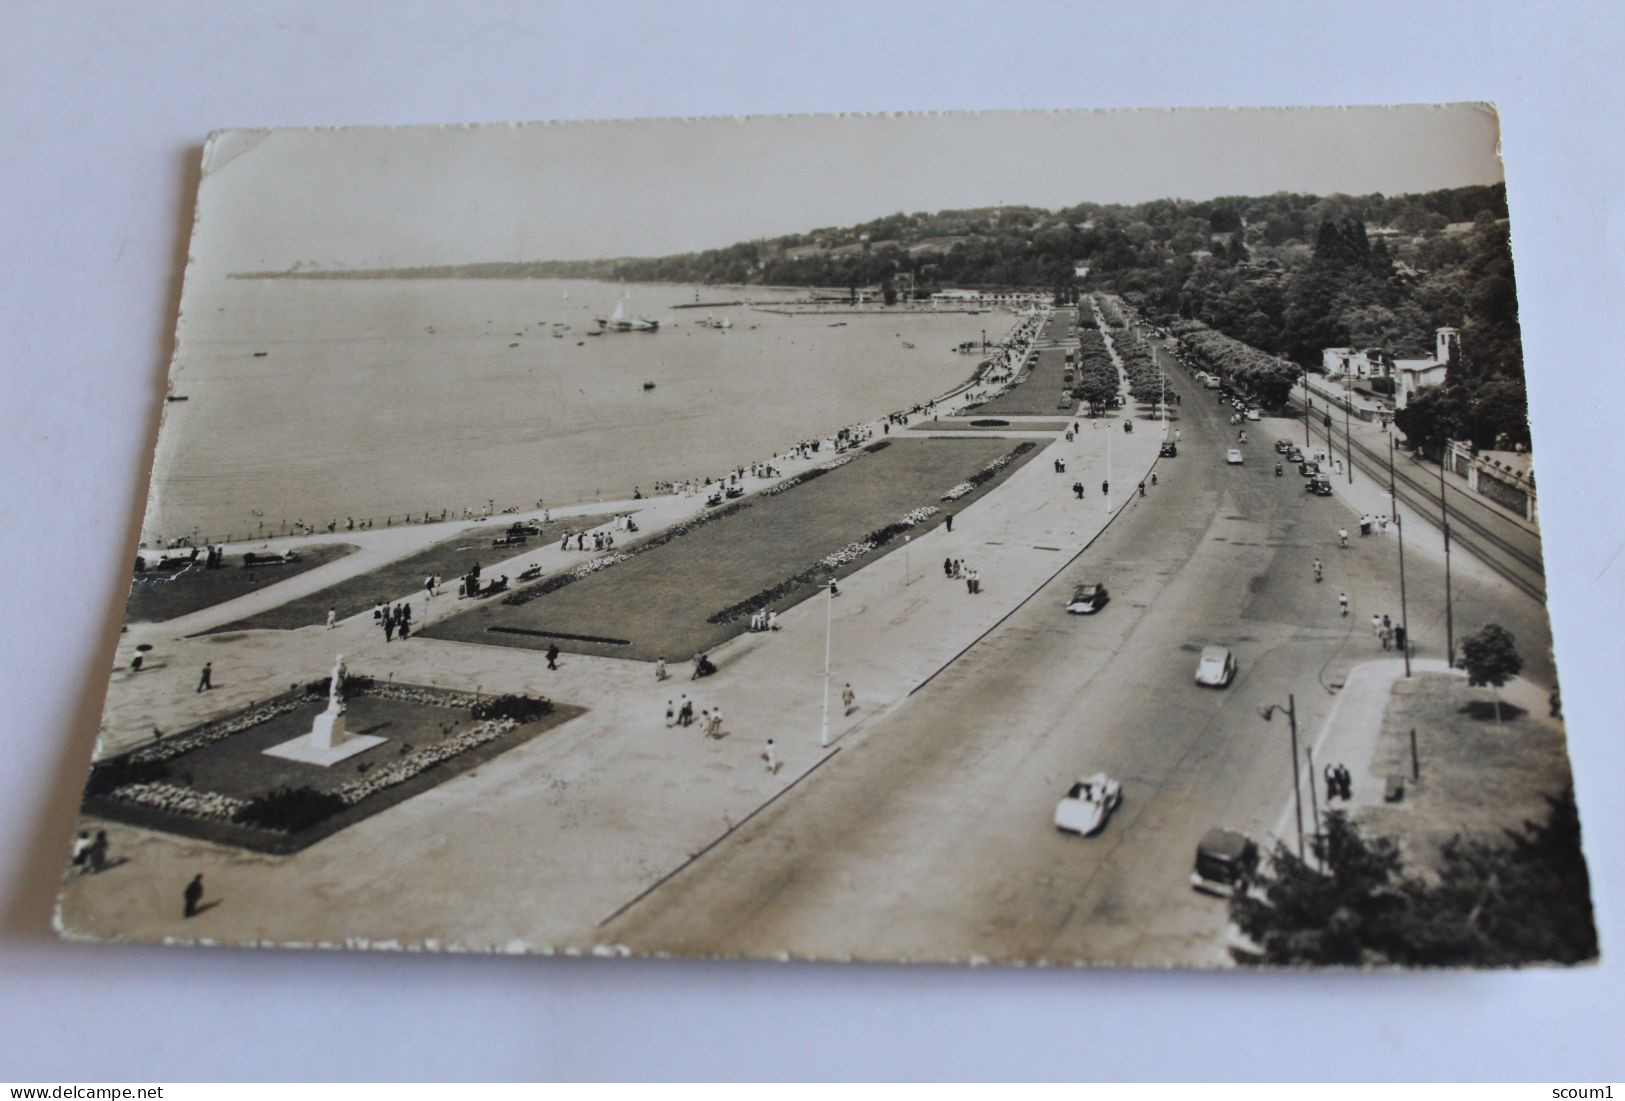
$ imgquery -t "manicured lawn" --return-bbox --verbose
[85,684,584,854]
[966,343,1076,416]
[211,514,616,632]
[1356,673,1574,872]
[912,419,1072,433]
[125,544,357,623]
[422,436,1049,662]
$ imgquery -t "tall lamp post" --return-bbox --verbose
[1388,436,1412,678]
[1439,443,1455,666]
[819,581,833,748]
[1302,370,1312,448]
[1343,374,1354,485]
[1259,695,1305,862]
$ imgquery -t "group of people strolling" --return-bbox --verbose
[944,557,982,594]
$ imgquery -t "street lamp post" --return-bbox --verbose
[1439,443,1455,666]
[1302,371,1312,448]
[819,582,832,748]
[1388,436,1412,678]
[1343,376,1353,485]
[1260,695,1305,861]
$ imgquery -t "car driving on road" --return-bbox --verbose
[1298,460,1321,477]
[1306,476,1333,496]
[1226,448,1244,465]
[1066,582,1110,614]
[1194,645,1237,687]
[1274,438,1294,453]
[1054,773,1123,836]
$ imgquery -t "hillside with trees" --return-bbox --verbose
[248,183,1528,438]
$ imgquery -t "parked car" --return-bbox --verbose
[1066,582,1110,614]
[1274,438,1294,454]
[1190,828,1259,896]
[1054,773,1124,836]
[1298,461,1320,477]
[1194,645,1237,687]
[1287,449,1305,464]
[1159,440,1178,457]
[1226,448,1244,465]
[1306,476,1333,496]
[1246,409,1262,421]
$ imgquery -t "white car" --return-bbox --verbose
[1195,645,1237,687]
[1054,772,1123,835]
[1226,448,1244,464]
[1245,408,1262,421]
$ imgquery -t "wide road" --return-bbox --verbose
[603,341,1557,966]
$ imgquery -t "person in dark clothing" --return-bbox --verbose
[196,662,213,692]
[546,644,559,670]
[183,874,204,918]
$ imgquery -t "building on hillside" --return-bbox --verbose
[1393,327,1460,410]
[1322,346,1391,380]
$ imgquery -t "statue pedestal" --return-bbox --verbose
[264,703,385,767]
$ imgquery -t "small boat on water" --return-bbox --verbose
[166,394,189,402]
[596,301,659,332]
[828,322,847,328]
[901,341,915,349]
[252,351,268,357]
[643,381,656,390]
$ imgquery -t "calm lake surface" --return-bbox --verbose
[147,278,1005,542]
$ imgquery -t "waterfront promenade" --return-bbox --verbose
[61,307,1170,950]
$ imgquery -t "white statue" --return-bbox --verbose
[329,654,347,712]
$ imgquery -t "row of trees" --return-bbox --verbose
[1168,319,1301,407]
[1073,330,1119,415]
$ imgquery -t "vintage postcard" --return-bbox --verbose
[57,106,1597,967]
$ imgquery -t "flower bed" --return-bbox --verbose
[336,717,517,806]
[763,453,855,496]
[123,696,310,766]
[113,781,250,822]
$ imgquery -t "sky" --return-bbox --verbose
[193,105,1505,272]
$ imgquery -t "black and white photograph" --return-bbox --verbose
[50,105,1598,970]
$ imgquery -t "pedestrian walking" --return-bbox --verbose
[70,831,92,874]
[762,738,781,775]
[655,656,668,681]
[1101,480,1109,497]
[842,682,856,715]
[665,700,674,727]
[183,873,204,918]
[970,568,981,594]
[943,556,953,578]
[325,607,337,629]
[1137,481,1146,497]
[767,610,778,631]
[1380,625,1393,651]
[196,662,213,692]
[1325,763,1339,803]
[384,617,395,642]
[945,514,953,533]
[1336,764,1353,800]
[1370,613,1382,638]
[546,644,559,671]
[1338,592,1349,617]
[708,707,723,738]
[86,830,110,874]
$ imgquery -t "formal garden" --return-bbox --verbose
[126,543,357,623]
[82,676,581,853]
[421,435,1048,661]
[209,514,616,632]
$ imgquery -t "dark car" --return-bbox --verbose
[1298,461,1321,478]
[1066,582,1110,614]
[1306,476,1333,496]
[1159,441,1177,457]
[1287,449,1305,464]
[1274,438,1294,454]
[1190,828,1260,896]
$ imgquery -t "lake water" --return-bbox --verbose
[147,278,1004,543]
